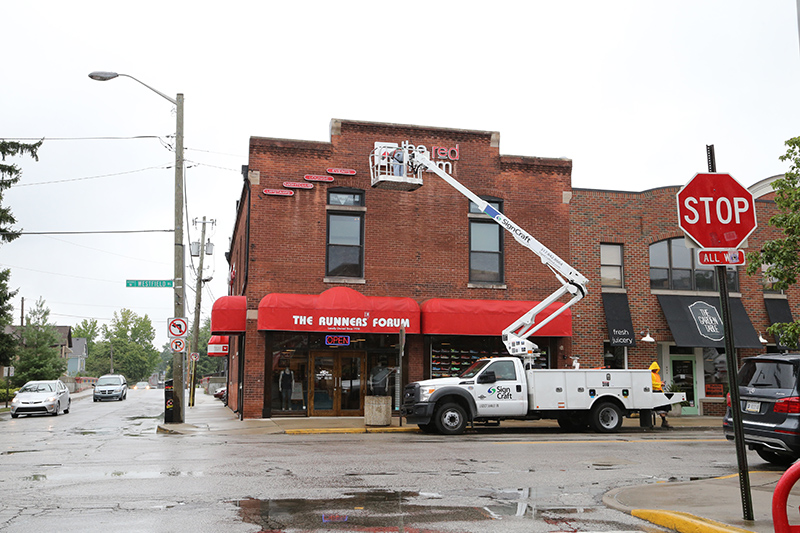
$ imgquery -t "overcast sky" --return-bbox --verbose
[2,1,799,349]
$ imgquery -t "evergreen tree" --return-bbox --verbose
[0,139,41,370]
[747,136,800,348]
[0,269,18,367]
[13,298,64,385]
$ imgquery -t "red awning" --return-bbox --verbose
[258,287,420,334]
[207,335,230,357]
[421,298,572,336]
[211,296,247,334]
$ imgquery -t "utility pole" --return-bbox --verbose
[189,217,215,407]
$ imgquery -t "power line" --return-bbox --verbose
[0,263,119,284]
[1,135,162,141]
[0,229,173,235]
[10,164,171,187]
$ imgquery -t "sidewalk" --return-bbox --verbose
[159,391,797,533]
[157,389,724,436]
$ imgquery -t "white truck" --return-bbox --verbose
[369,141,685,434]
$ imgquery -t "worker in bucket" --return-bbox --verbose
[650,362,672,429]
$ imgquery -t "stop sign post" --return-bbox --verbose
[677,173,757,249]
[678,159,755,521]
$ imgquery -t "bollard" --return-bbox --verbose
[772,460,800,532]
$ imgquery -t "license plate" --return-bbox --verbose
[745,401,761,413]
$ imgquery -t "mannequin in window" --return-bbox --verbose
[279,366,295,410]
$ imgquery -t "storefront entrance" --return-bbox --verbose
[309,351,366,416]
[671,356,698,415]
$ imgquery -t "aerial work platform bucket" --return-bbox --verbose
[369,142,424,192]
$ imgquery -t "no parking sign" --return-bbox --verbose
[170,338,187,353]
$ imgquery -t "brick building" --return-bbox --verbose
[211,119,799,420]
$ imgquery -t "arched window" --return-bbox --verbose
[649,237,738,292]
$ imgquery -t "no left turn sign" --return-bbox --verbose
[168,317,188,338]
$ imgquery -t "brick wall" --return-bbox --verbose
[232,119,574,417]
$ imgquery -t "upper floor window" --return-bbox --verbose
[469,198,503,283]
[326,189,364,278]
[600,243,623,288]
[649,237,738,292]
[762,264,784,294]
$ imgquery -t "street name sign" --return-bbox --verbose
[698,249,746,266]
[126,279,173,288]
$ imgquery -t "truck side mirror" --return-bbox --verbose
[477,371,496,384]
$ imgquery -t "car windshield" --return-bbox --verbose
[97,377,122,386]
[20,383,54,393]
[459,359,492,379]
[739,360,797,390]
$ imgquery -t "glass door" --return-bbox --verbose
[670,356,697,415]
[309,352,365,416]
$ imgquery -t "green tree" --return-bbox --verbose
[85,309,159,381]
[0,140,41,370]
[0,269,18,366]
[13,298,65,385]
[1,139,41,244]
[747,136,800,348]
[72,318,99,356]
[194,317,224,377]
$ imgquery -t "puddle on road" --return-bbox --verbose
[232,489,634,532]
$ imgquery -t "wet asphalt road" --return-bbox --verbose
[1,389,741,532]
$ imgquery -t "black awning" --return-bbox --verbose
[602,293,636,347]
[765,298,794,325]
[657,295,762,349]
[765,298,795,350]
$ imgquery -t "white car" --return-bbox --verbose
[10,380,71,418]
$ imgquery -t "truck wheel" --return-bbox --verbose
[558,413,588,432]
[417,422,437,434]
[435,402,467,435]
[590,401,623,433]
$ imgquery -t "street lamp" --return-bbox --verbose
[89,71,186,423]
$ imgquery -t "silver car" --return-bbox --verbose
[93,374,127,401]
[10,380,71,418]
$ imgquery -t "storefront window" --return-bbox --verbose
[271,333,309,412]
[430,336,554,376]
[602,342,626,369]
[702,347,727,397]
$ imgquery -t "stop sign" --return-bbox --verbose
[676,173,757,249]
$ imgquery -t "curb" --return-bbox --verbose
[284,426,420,435]
[631,509,755,533]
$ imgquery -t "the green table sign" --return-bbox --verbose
[126,280,174,288]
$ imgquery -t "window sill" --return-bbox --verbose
[468,282,507,290]
[650,289,742,298]
[324,277,366,285]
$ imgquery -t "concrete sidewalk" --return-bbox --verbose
[158,391,798,533]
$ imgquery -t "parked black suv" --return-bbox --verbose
[723,353,800,465]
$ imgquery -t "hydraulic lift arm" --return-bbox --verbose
[371,143,588,358]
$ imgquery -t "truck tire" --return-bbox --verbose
[434,402,467,435]
[558,412,588,432]
[590,401,623,433]
[418,422,437,434]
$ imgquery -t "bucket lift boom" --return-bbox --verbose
[370,142,588,359]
